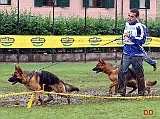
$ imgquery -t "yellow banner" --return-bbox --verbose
[0,35,160,48]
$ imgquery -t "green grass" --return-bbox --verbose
[0,100,159,119]
[0,61,160,119]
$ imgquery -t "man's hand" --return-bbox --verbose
[123,32,130,37]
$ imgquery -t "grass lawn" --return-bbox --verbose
[0,61,160,119]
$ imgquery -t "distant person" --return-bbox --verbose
[141,23,157,71]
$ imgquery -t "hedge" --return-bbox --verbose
[1,8,160,37]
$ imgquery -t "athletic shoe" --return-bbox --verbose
[153,63,157,71]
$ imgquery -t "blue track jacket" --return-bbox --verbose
[123,20,146,56]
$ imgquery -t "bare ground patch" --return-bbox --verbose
[0,88,160,108]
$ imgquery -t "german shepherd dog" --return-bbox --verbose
[8,66,79,106]
[92,58,157,95]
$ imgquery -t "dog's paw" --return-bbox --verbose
[32,103,37,106]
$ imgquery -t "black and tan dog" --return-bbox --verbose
[8,66,79,106]
[92,57,157,95]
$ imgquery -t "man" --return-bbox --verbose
[118,9,146,96]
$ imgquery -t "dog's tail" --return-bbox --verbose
[64,83,79,92]
[145,80,157,87]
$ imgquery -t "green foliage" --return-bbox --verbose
[19,11,53,35]
[0,7,160,37]
[0,8,18,34]
[147,18,160,37]
[55,16,85,35]
[0,8,53,35]
[0,7,124,35]
[85,16,116,35]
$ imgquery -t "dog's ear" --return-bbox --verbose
[98,57,102,62]
[15,66,18,70]
[99,57,105,64]
[17,66,23,74]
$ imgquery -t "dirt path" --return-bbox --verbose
[0,88,160,107]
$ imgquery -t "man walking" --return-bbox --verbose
[118,9,146,96]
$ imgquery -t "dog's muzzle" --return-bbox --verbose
[8,77,19,85]
[92,67,103,73]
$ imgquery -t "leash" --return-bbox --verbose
[101,35,124,46]
[101,38,118,46]
[38,57,74,71]
[38,36,124,70]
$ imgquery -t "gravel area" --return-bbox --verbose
[0,88,160,107]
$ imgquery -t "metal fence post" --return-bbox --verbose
[17,0,20,64]
[52,0,55,63]
[84,7,87,63]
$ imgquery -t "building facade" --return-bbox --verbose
[0,0,157,20]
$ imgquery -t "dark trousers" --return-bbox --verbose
[118,54,145,96]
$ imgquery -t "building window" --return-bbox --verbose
[0,0,11,5]
[139,0,145,8]
[43,0,57,6]
[34,0,69,7]
[83,0,114,8]
[130,0,150,9]
[89,0,103,8]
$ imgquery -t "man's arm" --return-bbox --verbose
[129,25,146,45]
